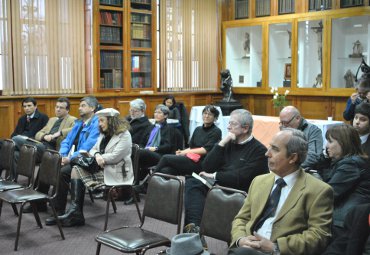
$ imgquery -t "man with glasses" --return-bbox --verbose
[183,109,269,247]
[126,98,151,144]
[279,106,323,168]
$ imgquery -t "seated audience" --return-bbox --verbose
[45,96,100,226]
[229,129,334,255]
[126,98,151,145]
[138,104,175,170]
[183,109,269,239]
[308,124,370,240]
[323,203,370,255]
[163,95,181,121]
[279,105,323,168]
[6,97,49,178]
[155,105,221,176]
[343,76,370,121]
[353,102,370,158]
[58,108,133,227]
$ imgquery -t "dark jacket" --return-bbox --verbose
[11,109,49,138]
[343,97,361,121]
[140,121,175,155]
[127,115,151,145]
[202,137,269,192]
[298,118,323,168]
[362,135,370,160]
[315,155,370,227]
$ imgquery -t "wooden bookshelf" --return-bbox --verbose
[94,0,156,93]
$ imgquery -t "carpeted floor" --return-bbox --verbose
[0,192,229,255]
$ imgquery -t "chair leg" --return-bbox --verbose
[96,243,102,255]
[11,203,19,216]
[14,203,24,251]
[50,200,65,240]
[111,194,117,214]
[131,188,142,222]
[103,190,111,231]
[30,202,43,228]
[88,190,95,203]
[0,200,2,216]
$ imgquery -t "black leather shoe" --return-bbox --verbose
[45,211,64,226]
[23,202,47,213]
[123,194,140,205]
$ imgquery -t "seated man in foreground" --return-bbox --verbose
[279,105,323,168]
[229,129,333,255]
[184,109,269,235]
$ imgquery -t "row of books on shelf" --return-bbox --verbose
[131,55,151,72]
[100,27,122,44]
[235,0,248,19]
[309,0,332,10]
[256,0,271,17]
[131,1,152,11]
[100,70,123,89]
[278,0,295,14]
[131,14,151,23]
[131,23,151,40]
[131,40,151,48]
[131,76,151,88]
[340,0,363,7]
[131,0,151,4]
[100,0,122,7]
[100,11,122,26]
[100,51,123,69]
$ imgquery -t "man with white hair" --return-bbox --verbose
[126,98,151,144]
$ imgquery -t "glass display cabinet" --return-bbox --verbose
[331,15,369,88]
[269,22,292,87]
[297,19,324,88]
[225,25,262,87]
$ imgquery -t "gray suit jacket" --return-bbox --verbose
[231,169,333,255]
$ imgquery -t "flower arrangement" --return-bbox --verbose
[271,87,289,109]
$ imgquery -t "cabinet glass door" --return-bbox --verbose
[269,22,292,87]
[297,19,324,88]
[100,50,123,89]
[131,51,152,88]
[331,15,370,88]
[225,25,262,87]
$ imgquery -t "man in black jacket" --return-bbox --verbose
[353,102,370,160]
[183,109,269,239]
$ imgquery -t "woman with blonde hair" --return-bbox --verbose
[58,108,133,227]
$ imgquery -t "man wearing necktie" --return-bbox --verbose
[229,129,334,255]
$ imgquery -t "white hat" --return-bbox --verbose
[166,233,209,255]
[95,108,120,117]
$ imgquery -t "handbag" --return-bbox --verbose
[185,153,201,163]
[71,155,101,174]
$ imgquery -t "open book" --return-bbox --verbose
[192,172,216,189]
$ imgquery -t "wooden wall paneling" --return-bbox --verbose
[117,100,131,117]
[146,97,164,117]
[332,96,348,122]
[0,101,15,138]
[191,96,208,107]
[253,95,273,116]
[235,94,252,111]
[295,96,331,119]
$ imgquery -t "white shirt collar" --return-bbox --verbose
[274,170,300,189]
[360,133,369,144]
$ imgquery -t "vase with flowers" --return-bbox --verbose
[271,87,289,115]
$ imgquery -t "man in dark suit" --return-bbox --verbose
[353,102,370,159]
[229,129,333,255]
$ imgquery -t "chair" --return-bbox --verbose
[95,173,184,255]
[0,139,15,180]
[104,143,141,230]
[0,149,65,251]
[199,185,247,244]
[0,144,37,216]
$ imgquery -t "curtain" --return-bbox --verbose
[160,0,218,92]
[0,0,85,95]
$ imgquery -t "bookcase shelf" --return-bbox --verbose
[94,0,155,92]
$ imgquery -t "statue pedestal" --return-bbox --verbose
[215,100,243,116]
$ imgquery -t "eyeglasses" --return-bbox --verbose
[129,108,141,113]
[228,121,241,127]
[279,114,297,127]
[154,111,164,114]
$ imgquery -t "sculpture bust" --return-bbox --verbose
[220,69,235,102]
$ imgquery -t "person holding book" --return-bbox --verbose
[183,109,269,244]
[45,96,100,226]
[155,104,221,176]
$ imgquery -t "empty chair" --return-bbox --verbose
[0,149,65,251]
[200,185,247,244]
[95,173,184,255]
[0,139,15,180]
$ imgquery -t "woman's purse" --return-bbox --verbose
[71,155,101,174]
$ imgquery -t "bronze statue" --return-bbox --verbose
[220,69,234,102]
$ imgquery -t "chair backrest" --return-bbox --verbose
[0,139,15,179]
[131,143,140,185]
[200,186,247,244]
[175,102,190,144]
[16,144,37,185]
[36,149,61,197]
[143,173,184,234]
